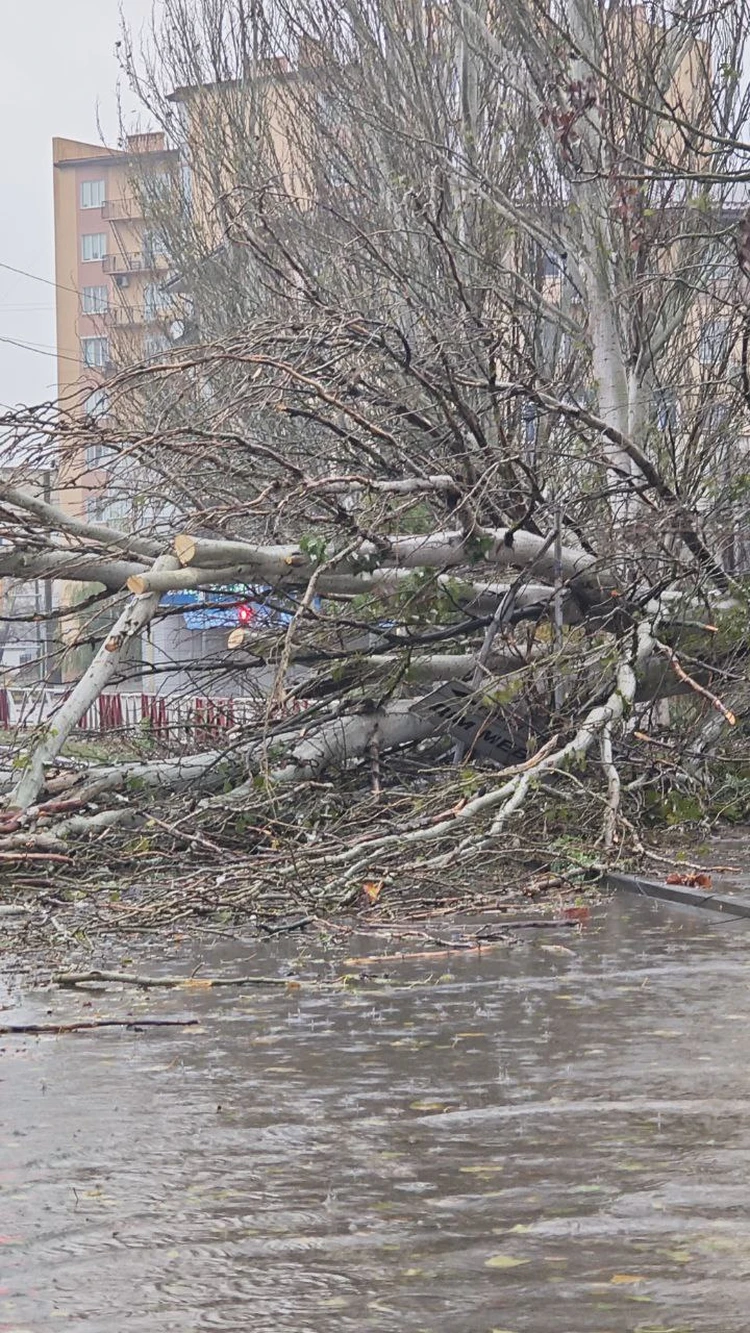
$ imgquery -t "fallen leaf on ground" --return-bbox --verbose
[610,1273,643,1284]
[362,879,384,903]
[485,1255,529,1269]
[665,872,712,889]
[561,906,591,923]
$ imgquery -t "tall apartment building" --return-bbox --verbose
[51,132,257,694]
[52,133,187,689]
[52,133,177,516]
[2,141,170,685]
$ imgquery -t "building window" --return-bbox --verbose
[81,233,107,262]
[702,402,731,447]
[143,283,168,320]
[143,230,168,266]
[542,251,567,278]
[80,179,106,209]
[84,387,109,419]
[143,333,170,361]
[85,440,114,470]
[654,387,678,431]
[87,493,129,527]
[81,336,108,368]
[180,158,192,208]
[146,170,172,198]
[699,318,730,365]
[316,92,342,130]
[707,245,735,285]
[82,285,108,315]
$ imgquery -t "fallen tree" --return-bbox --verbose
[0,0,749,910]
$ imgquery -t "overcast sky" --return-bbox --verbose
[0,0,157,408]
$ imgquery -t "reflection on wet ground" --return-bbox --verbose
[3,889,750,1331]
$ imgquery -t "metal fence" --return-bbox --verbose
[0,689,309,741]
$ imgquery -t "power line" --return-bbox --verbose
[0,263,117,364]
[0,259,81,298]
[0,333,82,366]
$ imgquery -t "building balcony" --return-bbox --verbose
[103,252,143,274]
[103,251,168,275]
[104,305,167,328]
[102,197,141,222]
[104,304,147,327]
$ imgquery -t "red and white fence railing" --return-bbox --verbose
[0,689,309,739]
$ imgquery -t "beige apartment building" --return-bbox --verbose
[52,132,177,522]
[51,131,260,693]
[52,133,187,687]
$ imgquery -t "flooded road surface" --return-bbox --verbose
[3,894,750,1331]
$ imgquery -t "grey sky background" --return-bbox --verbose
[0,0,157,408]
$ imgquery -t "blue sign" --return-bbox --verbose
[160,586,321,632]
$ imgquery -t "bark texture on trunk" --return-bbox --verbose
[9,555,180,810]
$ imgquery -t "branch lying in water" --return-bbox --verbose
[53,968,326,989]
[0,1017,200,1034]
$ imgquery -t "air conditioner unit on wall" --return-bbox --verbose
[114,273,130,288]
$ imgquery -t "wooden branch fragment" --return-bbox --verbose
[53,968,324,989]
[257,914,314,936]
[172,538,306,573]
[128,561,301,595]
[0,1017,200,1035]
[343,917,580,964]
[600,721,620,849]
[0,550,144,589]
[344,938,511,965]
[173,526,597,585]
[36,796,93,816]
[145,813,225,854]
[0,851,72,863]
[654,638,736,725]
[174,532,197,565]
[0,482,162,561]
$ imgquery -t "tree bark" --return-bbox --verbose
[0,550,145,589]
[8,553,179,810]
[173,526,597,585]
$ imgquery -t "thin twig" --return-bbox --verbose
[654,638,737,725]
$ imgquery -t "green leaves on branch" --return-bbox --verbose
[299,534,328,565]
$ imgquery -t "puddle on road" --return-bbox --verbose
[2,893,750,1331]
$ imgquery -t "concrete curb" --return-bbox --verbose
[608,870,750,920]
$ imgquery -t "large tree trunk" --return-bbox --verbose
[9,554,179,810]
